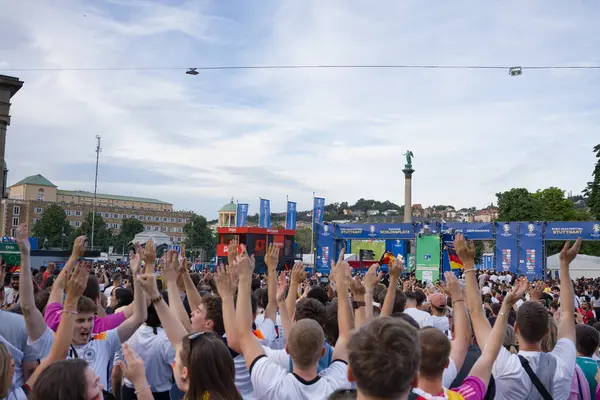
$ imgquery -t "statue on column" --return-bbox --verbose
[403,150,414,170]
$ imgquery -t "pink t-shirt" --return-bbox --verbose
[44,302,126,333]
[453,376,487,399]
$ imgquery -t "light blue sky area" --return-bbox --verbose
[1,1,599,217]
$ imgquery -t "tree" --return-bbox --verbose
[32,204,71,248]
[496,188,541,221]
[114,218,144,251]
[183,214,215,257]
[77,212,111,250]
[294,228,313,253]
[586,144,600,220]
[496,187,589,222]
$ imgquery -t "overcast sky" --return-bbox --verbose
[1,1,599,218]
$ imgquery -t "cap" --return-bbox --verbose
[429,293,447,308]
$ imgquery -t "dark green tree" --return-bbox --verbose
[496,188,541,221]
[586,144,600,220]
[32,204,71,248]
[115,218,144,250]
[294,228,313,253]
[77,212,111,250]
[183,214,215,258]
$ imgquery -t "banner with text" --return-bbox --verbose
[495,222,518,274]
[259,199,271,228]
[519,222,544,279]
[236,203,248,227]
[545,222,600,241]
[285,201,297,230]
[385,239,408,261]
[313,197,325,227]
[441,222,494,240]
[416,235,441,282]
[335,223,415,240]
[316,223,335,272]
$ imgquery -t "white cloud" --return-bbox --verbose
[1,0,600,218]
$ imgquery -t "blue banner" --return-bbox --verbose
[316,223,335,272]
[335,223,415,240]
[285,201,297,230]
[313,197,325,226]
[236,203,248,227]
[518,222,544,279]
[441,234,460,277]
[545,222,600,241]
[259,199,271,228]
[480,254,494,270]
[442,222,494,240]
[495,222,518,274]
[385,239,407,260]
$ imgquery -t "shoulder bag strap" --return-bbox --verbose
[518,355,553,400]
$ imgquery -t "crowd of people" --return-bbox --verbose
[1,224,599,399]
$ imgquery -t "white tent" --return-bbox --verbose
[546,253,600,278]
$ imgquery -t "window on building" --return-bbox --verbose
[11,228,16,237]
[113,214,120,219]
[12,217,19,226]
[112,223,119,229]
[105,223,110,229]
[146,216,152,221]
[153,226,159,231]
[13,206,20,215]
[33,218,40,224]
[96,212,102,216]
[145,226,151,231]
[104,213,110,218]
[182,218,187,224]
[75,221,81,227]
[75,210,82,216]
[162,217,168,222]
[37,188,45,201]
[161,226,167,232]
[138,215,144,221]
[65,210,72,216]
[154,216,160,222]
[177,218,182,223]
[170,218,175,223]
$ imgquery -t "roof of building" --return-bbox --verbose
[57,189,171,205]
[10,174,57,188]
[219,201,237,212]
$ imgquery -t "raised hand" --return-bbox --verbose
[71,235,87,259]
[504,277,529,306]
[334,249,347,285]
[117,344,149,390]
[454,233,475,264]
[363,264,381,291]
[560,237,582,264]
[142,240,156,273]
[276,273,287,303]
[529,281,545,302]
[162,250,180,283]
[65,262,88,300]
[129,243,143,276]
[214,264,236,298]
[348,275,366,297]
[234,245,254,280]
[443,272,462,298]
[291,261,307,283]
[15,223,30,253]
[265,243,280,270]
[227,239,238,267]
[389,257,404,278]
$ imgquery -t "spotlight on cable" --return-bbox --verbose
[186,68,199,76]
[508,66,522,76]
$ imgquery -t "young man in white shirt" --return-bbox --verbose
[235,248,351,399]
[460,233,581,400]
[404,291,432,328]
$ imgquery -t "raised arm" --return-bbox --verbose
[348,273,367,330]
[214,264,239,352]
[456,234,492,344]
[264,243,279,323]
[332,250,351,362]
[276,272,293,346]
[557,238,581,342]
[286,262,306,319]
[163,251,192,332]
[381,258,403,317]
[138,242,187,347]
[180,265,202,311]
[117,243,147,343]
[26,262,88,388]
[363,264,381,321]
[16,224,47,341]
[445,271,469,371]
[235,246,266,369]
[467,278,528,388]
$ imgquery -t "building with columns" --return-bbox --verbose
[218,201,237,227]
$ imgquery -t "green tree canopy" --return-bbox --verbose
[114,218,145,250]
[74,212,111,250]
[294,227,313,253]
[32,204,71,248]
[586,144,600,220]
[496,187,589,222]
[183,214,215,257]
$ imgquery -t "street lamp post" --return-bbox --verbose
[91,135,101,250]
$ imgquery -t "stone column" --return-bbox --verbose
[403,168,414,222]
[0,75,24,198]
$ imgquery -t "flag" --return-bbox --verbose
[285,201,297,230]
[313,197,325,226]
[445,242,464,270]
[236,203,248,227]
[259,199,271,228]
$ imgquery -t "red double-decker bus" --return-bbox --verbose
[216,227,298,272]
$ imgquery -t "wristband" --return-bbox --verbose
[151,296,162,304]
[135,384,151,394]
[452,299,465,306]
[463,269,476,274]
[61,309,78,315]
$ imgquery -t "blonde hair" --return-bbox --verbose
[541,317,558,353]
[0,343,13,398]
[504,325,518,354]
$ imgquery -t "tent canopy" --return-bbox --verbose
[546,253,600,278]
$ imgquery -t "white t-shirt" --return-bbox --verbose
[0,334,28,400]
[492,338,576,400]
[481,286,491,295]
[115,325,175,392]
[442,358,458,388]
[403,307,432,328]
[234,318,278,399]
[249,355,351,399]
[29,327,122,389]
[429,315,450,333]
[255,312,285,350]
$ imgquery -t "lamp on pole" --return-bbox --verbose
[91,135,101,249]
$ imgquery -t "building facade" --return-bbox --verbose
[2,174,192,243]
